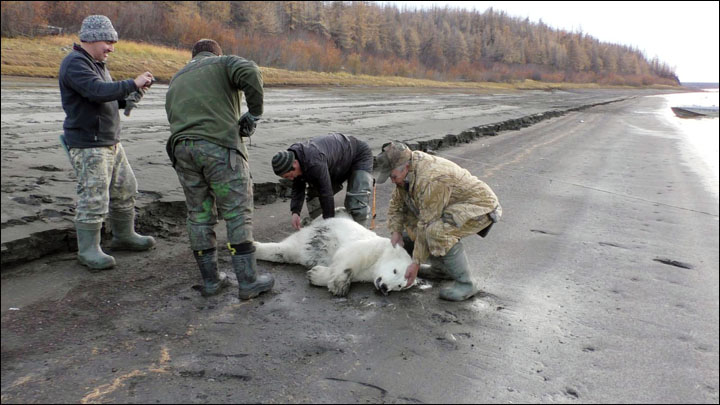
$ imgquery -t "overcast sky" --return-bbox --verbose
[382,1,719,83]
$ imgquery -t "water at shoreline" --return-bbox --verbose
[656,89,719,199]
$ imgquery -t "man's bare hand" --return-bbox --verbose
[404,262,420,287]
[291,213,302,231]
[390,231,404,248]
[134,71,154,89]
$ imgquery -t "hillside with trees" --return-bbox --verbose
[1,1,679,86]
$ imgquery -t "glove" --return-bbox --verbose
[238,112,260,137]
[123,79,154,117]
[123,87,145,116]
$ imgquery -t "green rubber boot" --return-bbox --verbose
[438,241,478,301]
[410,233,452,280]
[230,245,274,300]
[109,209,156,251]
[76,221,116,270]
[418,261,453,280]
[193,248,229,297]
[345,170,373,228]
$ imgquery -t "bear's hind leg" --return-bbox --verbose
[254,242,287,263]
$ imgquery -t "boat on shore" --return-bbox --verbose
[671,105,719,118]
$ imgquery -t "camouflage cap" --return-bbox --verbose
[373,142,412,184]
[79,15,118,43]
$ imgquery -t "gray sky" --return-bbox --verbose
[382,1,719,83]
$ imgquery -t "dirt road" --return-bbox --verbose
[2,82,718,403]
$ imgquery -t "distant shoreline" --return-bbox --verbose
[681,82,720,89]
[1,74,692,93]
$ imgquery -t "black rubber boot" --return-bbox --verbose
[229,244,274,300]
[76,221,116,270]
[193,248,229,297]
[438,241,478,301]
[109,209,156,251]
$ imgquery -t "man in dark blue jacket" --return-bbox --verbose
[59,15,155,270]
[272,133,374,230]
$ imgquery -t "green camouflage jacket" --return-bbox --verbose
[387,151,499,263]
[165,52,263,164]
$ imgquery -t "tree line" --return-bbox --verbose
[1,1,679,86]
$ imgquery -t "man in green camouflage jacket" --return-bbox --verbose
[374,142,502,301]
[165,39,273,300]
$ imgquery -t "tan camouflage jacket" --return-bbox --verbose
[387,151,500,264]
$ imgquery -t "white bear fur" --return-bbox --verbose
[255,215,414,296]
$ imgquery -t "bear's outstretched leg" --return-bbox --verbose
[255,242,284,262]
[255,241,309,265]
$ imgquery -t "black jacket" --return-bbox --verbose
[58,44,137,148]
[288,133,370,218]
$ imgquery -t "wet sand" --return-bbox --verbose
[1,80,717,403]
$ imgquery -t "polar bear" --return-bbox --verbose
[255,216,414,297]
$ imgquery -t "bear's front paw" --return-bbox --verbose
[307,266,330,286]
[329,268,352,297]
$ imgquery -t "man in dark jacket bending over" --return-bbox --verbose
[272,133,374,230]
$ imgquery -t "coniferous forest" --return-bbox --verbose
[1,1,679,86]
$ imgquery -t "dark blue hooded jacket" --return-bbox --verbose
[58,43,137,148]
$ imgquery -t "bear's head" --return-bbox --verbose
[373,244,415,295]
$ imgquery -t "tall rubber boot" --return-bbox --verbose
[109,209,156,251]
[345,170,373,228]
[229,244,274,300]
[193,248,229,297]
[76,221,116,270]
[438,241,478,301]
[399,232,451,280]
[418,258,454,280]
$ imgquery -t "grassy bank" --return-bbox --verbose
[1,35,679,90]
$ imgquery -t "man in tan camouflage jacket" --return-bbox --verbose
[374,142,502,301]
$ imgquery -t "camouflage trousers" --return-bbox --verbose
[407,204,502,261]
[172,140,253,251]
[69,143,137,224]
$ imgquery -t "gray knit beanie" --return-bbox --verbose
[79,15,118,42]
[272,151,295,176]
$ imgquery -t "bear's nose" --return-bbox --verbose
[374,277,389,295]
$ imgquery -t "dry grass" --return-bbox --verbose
[1,35,674,90]
[1,35,189,81]
[261,67,513,89]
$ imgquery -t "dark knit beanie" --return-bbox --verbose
[272,151,295,175]
[79,15,118,42]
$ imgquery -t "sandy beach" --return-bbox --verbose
[2,79,717,403]
[1,76,670,266]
